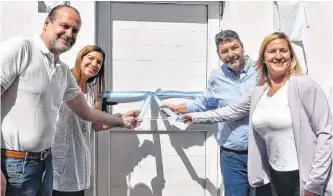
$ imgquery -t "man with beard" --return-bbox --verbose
[0,5,140,196]
[162,30,258,196]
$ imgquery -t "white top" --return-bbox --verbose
[252,81,299,171]
[52,83,94,191]
[0,36,81,152]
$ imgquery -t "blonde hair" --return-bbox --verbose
[256,32,303,85]
[71,45,106,109]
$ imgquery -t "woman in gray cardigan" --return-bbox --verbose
[182,32,332,196]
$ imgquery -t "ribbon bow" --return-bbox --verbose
[103,88,202,121]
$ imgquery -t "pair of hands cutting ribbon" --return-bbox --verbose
[103,88,203,127]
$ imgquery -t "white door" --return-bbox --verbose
[93,2,221,196]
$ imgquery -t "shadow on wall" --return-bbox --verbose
[109,101,221,196]
[109,131,156,196]
[161,103,221,196]
[129,183,153,196]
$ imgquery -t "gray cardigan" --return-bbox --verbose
[191,75,332,196]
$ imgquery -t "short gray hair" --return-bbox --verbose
[47,5,81,22]
[215,30,243,50]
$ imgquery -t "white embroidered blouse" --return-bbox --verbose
[52,83,95,191]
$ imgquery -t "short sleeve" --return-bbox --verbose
[63,67,81,102]
[0,37,31,90]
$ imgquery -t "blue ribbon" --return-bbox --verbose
[103,88,202,121]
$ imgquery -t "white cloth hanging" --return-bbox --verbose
[41,1,70,13]
[273,1,310,74]
[273,1,309,42]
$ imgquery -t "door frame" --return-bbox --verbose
[92,2,221,196]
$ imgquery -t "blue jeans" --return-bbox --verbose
[1,153,53,196]
[220,146,250,196]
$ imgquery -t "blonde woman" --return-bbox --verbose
[182,32,332,196]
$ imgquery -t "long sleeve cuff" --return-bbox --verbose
[185,102,197,113]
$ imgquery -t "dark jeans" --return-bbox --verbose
[1,153,53,196]
[220,146,250,196]
[53,190,84,196]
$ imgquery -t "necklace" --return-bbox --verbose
[267,78,288,97]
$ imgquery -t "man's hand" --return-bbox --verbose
[161,103,181,114]
[181,113,194,124]
[1,171,6,196]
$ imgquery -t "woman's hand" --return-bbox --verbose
[123,109,142,128]
[304,189,319,196]
[181,113,194,124]
[123,109,141,118]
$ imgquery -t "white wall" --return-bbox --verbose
[220,1,274,61]
[0,1,95,69]
[0,2,43,41]
[0,2,2,41]
[302,1,332,95]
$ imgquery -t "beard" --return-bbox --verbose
[225,55,245,71]
[53,41,72,53]
[50,35,74,54]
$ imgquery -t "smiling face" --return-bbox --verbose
[80,51,103,79]
[42,7,81,54]
[217,39,245,71]
[263,38,291,79]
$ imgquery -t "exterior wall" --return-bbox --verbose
[302,1,332,95]
[0,1,95,69]
[220,1,274,61]
[219,1,332,95]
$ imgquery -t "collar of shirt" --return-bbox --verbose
[33,35,61,66]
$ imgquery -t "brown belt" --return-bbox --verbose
[1,148,51,160]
